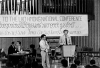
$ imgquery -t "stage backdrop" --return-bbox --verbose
[0,15,88,37]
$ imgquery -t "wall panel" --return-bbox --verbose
[71,0,100,51]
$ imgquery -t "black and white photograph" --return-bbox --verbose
[0,0,99,68]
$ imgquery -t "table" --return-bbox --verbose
[8,51,29,67]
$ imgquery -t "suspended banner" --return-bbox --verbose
[0,15,88,37]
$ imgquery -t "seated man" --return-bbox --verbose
[0,48,7,64]
[30,44,36,57]
[85,59,99,68]
[8,42,18,54]
[0,48,6,58]
[16,41,23,52]
[27,44,37,67]
[8,42,21,67]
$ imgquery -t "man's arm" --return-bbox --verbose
[59,36,62,45]
[46,41,49,49]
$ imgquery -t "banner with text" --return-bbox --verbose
[0,15,88,37]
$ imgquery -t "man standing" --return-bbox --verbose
[39,34,50,68]
[59,29,72,46]
[59,29,72,59]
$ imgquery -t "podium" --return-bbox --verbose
[62,45,76,66]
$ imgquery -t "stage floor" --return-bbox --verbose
[1,61,64,68]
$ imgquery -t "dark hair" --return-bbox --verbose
[74,60,80,65]
[76,45,78,47]
[61,58,68,67]
[63,29,68,33]
[41,34,46,39]
[30,44,35,49]
[90,60,95,65]
[17,41,21,45]
[12,42,14,44]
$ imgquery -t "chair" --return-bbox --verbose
[0,58,8,68]
[55,47,62,60]
[36,48,41,64]
[50,47,62,64]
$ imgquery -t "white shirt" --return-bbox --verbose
[39,40,49,52]
[59,34,72,45]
